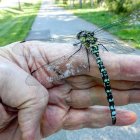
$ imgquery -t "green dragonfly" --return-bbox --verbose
[76,30,116,124]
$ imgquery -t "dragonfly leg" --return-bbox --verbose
[85,47,90,71]
[68,44,82,60]
[73,41,81,46]
[98,43,109,52]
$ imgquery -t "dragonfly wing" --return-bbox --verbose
[51,35,77,43]
[26,45,89,86]
[94,10,140,35]
[98,38,136,54]
[25,53,74,86]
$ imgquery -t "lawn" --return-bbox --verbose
[0,1,41,46]
[57,2,140,48]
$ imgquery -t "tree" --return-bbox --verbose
[70,0,75,8]
[91,0,94,7]
[105,0,128,13]
[18,0,22,10]
[79,0,82,8]
[63,0,68,4]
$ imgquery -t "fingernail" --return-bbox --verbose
[119,111,137,125]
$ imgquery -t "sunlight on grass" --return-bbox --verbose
[0,0,41,46]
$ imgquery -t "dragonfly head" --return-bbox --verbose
[76,31,97,48]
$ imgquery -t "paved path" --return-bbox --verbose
[26,0,140,140]
[25,0,119,41]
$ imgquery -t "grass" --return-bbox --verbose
[56,1,140,48]
[0,1,41,46]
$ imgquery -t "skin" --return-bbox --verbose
[0,41,139,140]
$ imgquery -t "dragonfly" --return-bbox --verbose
[76,30,116,124]
[13,10,139,125]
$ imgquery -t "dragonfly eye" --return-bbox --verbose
[76,31,85,39]
[76,31,82,39]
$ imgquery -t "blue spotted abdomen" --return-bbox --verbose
[90,45,116,124]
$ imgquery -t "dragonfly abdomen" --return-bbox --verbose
[76,30,116,124]
[90,45,116,124]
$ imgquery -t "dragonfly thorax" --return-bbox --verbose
[76,31,97,49]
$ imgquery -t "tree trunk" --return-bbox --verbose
[73,0,75,6]
[18,0,22,10]
[83,0,86,4]
[79,0,82,8]
[91,0,94,7]
[70,0,75,8]
[63,0,68,4]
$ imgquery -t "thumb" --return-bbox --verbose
[0,62,48,140]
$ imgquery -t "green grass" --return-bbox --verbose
[0,1,41,46]
[57,1,140,48]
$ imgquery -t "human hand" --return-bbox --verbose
[0,42,49,140]
[0,41,139,139]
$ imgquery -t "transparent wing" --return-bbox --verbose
[51,35,77,43]
[97,38,136,54]
[25,51,75,86]
[94,10,140,35]
[25,45,89,86]
[94,10,139,54]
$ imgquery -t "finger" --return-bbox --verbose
[67,76,140,90]
[88,52,140,81]
[44,43,140,81]
[0,103,17,130]
[0,61,48,140]
[110,80,140,89]
[17,42,140,83]
[63,106,137,130]
[65,86,140,108]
